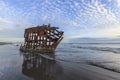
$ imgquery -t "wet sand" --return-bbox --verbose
[58,61,120,80]
[0,44,120,80]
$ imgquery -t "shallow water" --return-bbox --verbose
[1,43,120,80]
[56,43,120,73]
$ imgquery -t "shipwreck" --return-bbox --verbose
[20,24,64,53]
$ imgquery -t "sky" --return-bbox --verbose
[0,0,120,42]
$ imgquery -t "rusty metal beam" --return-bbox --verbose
[20,24,64,52]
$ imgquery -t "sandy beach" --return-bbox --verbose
[57,61,120,80]
[0,43,120,80]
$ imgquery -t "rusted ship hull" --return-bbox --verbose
[20,24,64,53]
[20,46,55,53]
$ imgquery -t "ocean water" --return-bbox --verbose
[0,43,120,80]
[56,43,120,73]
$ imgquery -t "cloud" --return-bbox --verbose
[63,21,120,41]
[116,0,120,7]
[58,0,119,39]
[0,0,119,42]
[0,28,3,31]
[78,22,120,38]
[0,0,117,29]
[0,38,24,42]
[0,18,14,29]
[98,23,120,38]
[0,18,13,24]
[81,0,117,24]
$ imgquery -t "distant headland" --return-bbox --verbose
[0,42,12,45]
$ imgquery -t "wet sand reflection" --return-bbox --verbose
[21,52,63,80]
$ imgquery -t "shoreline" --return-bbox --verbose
[57,61,120,80]
[1,44,120,80]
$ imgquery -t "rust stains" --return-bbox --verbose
[20,24,64,53]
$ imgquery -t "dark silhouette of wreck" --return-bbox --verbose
[20,24,64,53]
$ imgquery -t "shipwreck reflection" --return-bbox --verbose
[21,52,62,80]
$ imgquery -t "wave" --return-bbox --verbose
[73,46,120,53]
[35,52,120,73]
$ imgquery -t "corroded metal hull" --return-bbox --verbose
[20,24,64,53]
